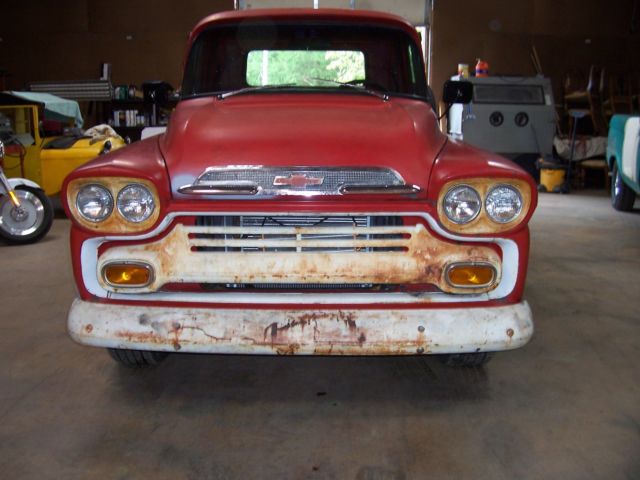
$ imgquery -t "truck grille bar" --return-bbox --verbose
[194,215,403,253]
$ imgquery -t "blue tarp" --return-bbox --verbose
[5,91,83,127]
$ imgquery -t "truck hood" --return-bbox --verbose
[160,94,446,197]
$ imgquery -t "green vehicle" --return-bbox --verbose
[607,114,639,211]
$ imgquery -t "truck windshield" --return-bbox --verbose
[182,22,427,99]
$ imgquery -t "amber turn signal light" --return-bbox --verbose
[103,263,153,287]
[446,263,496,288]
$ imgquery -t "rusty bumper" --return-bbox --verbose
[68,299,533,355]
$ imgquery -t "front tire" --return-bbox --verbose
[611,164,636,211]
[442,352,492,367]
[107,348,168,367]
[0,186,53,244]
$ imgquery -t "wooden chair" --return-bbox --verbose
[564,65,606,135]
[602,73,634,118]
[576,158,610,191]
[562,68,587,104]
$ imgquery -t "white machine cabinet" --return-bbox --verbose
[449,76,556,177]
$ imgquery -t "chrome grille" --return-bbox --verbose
[181,166,407,196]
[194,215,403,253]
[240,215,369,228]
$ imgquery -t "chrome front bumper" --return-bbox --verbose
[68,299,533,355]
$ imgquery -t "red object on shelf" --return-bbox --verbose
[475,58,489,77]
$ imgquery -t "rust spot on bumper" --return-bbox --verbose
[112,310,429,355]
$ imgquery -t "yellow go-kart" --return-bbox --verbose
[0,91,125,197]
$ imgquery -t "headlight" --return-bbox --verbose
[76,184,113,222]
[117,184,155,223]
[485,185,523,223]
[443,185,481,224]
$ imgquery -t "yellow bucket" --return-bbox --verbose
[540,168,565,192]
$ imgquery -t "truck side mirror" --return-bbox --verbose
[443,80,473,104]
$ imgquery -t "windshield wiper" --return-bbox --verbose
[217,80,390,101]
[307,78,390,101]
[217,84,296,100]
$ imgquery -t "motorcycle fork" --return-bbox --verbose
[0,169,21,208]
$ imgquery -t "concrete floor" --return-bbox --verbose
[0,191,638,480]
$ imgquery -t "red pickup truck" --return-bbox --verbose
[62,8,536,368]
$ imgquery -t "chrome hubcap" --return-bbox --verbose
[0,190,45,237]
[614,169,623,198]
[10,206,29,222]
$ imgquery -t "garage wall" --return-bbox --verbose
[2,0,637,116]
[241,0,430,25]
[0,0,233,90]
[430,0,640,107]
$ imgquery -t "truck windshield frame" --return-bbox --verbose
[182,21,428,100]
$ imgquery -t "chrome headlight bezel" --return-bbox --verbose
[443,184,482,224]
[75,184,114,223]
[485,184,523,224]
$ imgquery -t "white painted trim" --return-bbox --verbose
[79,211,520,305]
[622,117,640,183]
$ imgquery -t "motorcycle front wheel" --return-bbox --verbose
[0,186,54,245]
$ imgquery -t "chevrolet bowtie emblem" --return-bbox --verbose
[273,174,325,188]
